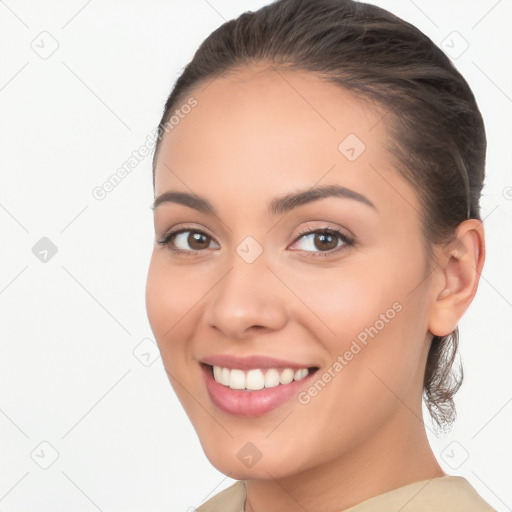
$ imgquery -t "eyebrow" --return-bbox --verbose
[152,184,376,215]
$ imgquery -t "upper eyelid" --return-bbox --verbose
[294,224,352,238]
[161,223,215,239]
[162,219,351,237]
[161,224,346,239]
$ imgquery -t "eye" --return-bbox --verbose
[157,225,354,258]
[157,228,220,255]
[289,227,354,257]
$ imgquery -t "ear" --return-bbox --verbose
[428,219,486,337]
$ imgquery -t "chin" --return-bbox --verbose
[205,454,295,481]
[199,435,313,481]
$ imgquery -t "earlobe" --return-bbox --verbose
[428,219,485,337]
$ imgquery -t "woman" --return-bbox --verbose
[145,0,494,510]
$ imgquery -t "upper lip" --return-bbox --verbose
[200,354,317,371]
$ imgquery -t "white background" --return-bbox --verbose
[0,0,511,510]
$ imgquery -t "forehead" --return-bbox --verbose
[154,65,418,221]
[161,65,385,161]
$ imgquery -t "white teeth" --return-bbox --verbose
[246,369,265,390]
[264,368,280,388]
[279,368,295,385]
[211,365,311,390]
[220,367,230,386]
[230,369,246,390]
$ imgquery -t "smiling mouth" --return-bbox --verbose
[206,364,319,391]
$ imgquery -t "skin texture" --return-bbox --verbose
[145,64,485,512]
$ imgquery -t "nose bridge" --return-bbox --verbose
[204,242,287,338]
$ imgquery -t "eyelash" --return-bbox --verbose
[157,225,355,259]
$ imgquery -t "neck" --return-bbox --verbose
[244,413,445,512]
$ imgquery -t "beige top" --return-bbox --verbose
[196,475,496,512]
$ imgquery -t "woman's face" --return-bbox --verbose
[146,65,439,479]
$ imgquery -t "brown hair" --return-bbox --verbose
[152,0,486,430]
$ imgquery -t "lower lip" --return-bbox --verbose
[201,364,316,417]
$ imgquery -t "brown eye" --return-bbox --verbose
[289,227,354,258]
[158,229,220,254]
[314,232,338,251]
[187,232,211,250]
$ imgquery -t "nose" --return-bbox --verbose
[203,254,288,340]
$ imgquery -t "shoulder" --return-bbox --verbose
[345,475,496,512]
[422,476,496,512]
[196,480,246,512]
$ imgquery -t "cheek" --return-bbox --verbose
[145,254,207,416]
[145,253,200,358]
[279,259,406,346]
[281,254,428,405]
